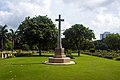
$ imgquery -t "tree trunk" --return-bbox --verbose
[12,40,14,52]
[78,48,80,56]
[38,44,42,56]
[39,48,41,56]
[76,43,81,57]
[1,37,3,52]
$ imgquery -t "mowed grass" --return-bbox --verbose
[0,54,120,80]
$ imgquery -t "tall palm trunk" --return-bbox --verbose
[1,37,3,51]
[0,25,8,51]
[12,39,14,52]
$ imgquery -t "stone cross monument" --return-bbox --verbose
[54,14,66,58]
[44,14,75,65]
[55,14,64,48]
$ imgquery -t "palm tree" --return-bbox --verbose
[0,25,8,51]
[9,29,17,52]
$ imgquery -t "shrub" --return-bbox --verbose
[107,49,111,52]
[82,52,89,55]
[66,50,74,59]
[116,57,120,61]
[102,53,113,59]
[72,50,78,53]
[89,48,95,53]
[91,52,99,56]
[16,49,22,53]
[22,44,30,51]
[14,52,33,57]
[103,56,113,59]
[117,50,120,53]
[97,54,102,57]
[7,55,15,58]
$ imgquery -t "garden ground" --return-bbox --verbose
[0,54,120,80]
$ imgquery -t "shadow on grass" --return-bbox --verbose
[16,54,54,58]
[16,54,84,60]
[31,55,54,57]
[11,62,44,65]
[30,54,81,59]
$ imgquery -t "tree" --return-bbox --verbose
[18,15,57,55]
[94,40,108,50]
[82,40,95,50]
[9,29,17,51]
[104,34,120,50]
[5,39,12,50]
[0,25,8,51]
[63,24,95,56]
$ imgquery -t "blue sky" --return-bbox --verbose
[0,0,120,39]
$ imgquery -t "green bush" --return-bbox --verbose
[116,57,120,61]
[82,52,89,55]
[89,48,95,53]
[91,52,99,56]
[22,44,30,51]
[66,50,74,59]
[103,56,113,59]
[97,53,102,57]
[14,52,33,57]
[16,49,22,53]
[72,50,78,53]
[7,55,15,58]
[107,49,111,52]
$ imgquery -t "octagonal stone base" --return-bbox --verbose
[44,57,75,65]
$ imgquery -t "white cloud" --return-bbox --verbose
[91,7,120,39]
[62,0,120,39]
[0,0,120,39]
[63,0,114,9]
[0,0,51,29]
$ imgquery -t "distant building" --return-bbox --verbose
[100,32,110,40]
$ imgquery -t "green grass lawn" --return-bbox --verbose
[0,54,120,80]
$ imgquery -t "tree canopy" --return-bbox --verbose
[94,40,108,50]
[0,25,8,51]
[1,15,120,54]
[103,34,120,50]
[63,24,95,56]
[17,15,58,55]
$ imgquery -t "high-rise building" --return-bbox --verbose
[100,32,110,40]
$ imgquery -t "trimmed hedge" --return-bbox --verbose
[116,57,120,61]
[14,52,33,57]
[82,50,120,60]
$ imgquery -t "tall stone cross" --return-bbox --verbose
[44,14,75,65]
[55,14,64,48]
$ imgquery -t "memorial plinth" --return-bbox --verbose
[54,48,66,58]
[44,14,75,65]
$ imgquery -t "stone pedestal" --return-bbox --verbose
[54,48,66,58]
[49,57,70,63]
[44,47,75,65]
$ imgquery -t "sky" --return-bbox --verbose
[0,0,120,40]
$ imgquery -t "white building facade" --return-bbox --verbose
[100,32,110,40]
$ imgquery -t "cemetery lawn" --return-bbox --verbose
[0,54,120,80]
